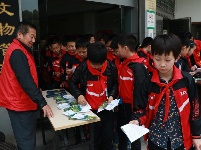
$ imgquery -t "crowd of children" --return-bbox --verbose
[39,32,201,150]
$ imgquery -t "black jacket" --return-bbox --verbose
[68,60,118,100]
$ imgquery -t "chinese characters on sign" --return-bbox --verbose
[0,1,19,72]
[146,0,156,37]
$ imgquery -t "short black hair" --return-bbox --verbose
[49,37,61,46]
[116,34,138,52]
[180,37,191,48]
[184,32,193,39]
[140,37,153,48]
[190,40,196,49]
[110,35,120,50]
[15,21,37,37]
[87,42,107,64]
[76,37,90,49]
[151,34,182,59]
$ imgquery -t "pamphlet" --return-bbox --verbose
[195,68,201,74]
[121,124,149,143]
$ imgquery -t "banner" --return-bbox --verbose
[0,0,20,71]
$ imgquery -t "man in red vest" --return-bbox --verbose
[0,21,53,150]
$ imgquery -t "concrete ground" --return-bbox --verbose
[0,107,146,150]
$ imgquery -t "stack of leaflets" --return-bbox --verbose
[97,99,120,113]
[62,103,95,120]
[46,89,67,98]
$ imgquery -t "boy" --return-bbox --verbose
[131,34,201,150]
[47,37,66,88]
[175,37,191,72]
[68,42,118,150]
[116,34,148,150]
[60,37,88,88]
[137,37,155,73]
[60,37,77,88]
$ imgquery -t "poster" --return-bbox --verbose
[147,10,155,29]
[0,1,20,71]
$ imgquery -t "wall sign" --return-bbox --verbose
[0,1,20,71]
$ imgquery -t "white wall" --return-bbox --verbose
[175,0,201,22]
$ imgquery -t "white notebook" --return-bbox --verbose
[121,124,149,143]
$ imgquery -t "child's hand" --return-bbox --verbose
[60,81,67,88]
[78,95,87,106]
[192,139,201,150]
[191,66,197,71]
[189,71,195,76]
[129,120,139,125]
[107,96,113,103]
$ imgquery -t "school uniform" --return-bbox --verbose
[133,66,201,150]
[47,50,66,88]
[118,53,148,150]
[60,52,79,84]
[193,40,201,67]
[68,60,118,150]
[137,48,155,73]
[175,56,191,72]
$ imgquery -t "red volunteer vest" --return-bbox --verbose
[0,39,38,111]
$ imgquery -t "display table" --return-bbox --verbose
[42,90,100,150]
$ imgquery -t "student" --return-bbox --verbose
[110,35,124,71]
[75,37,89,62]
[116,34,148,150]
[60,37,77,88]
[68,42,118,150]
[60,37,88,88]
[130,34,201,150]
[105,35,116,61]
[188,41,198,69]
[47,37,66,88]
[86,34,95,44]
[185,40,198,76]
[137,37,155,73]
[175,37,191,72]
[184,32,201,68]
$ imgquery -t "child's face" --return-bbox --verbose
[90,37,95,43]
[188,45,196,56]
[90,62,104,70]
[180,46,190,57]
[67,42,76,54]
[113,49,121,58]
[117,44,127,58]
[153,51,175,75]
[106,41,113,52]
[77,47,87,59]
[51,43,61,55]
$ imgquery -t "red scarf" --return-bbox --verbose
[75,54,84,62]
[67,51,77,56]
[151,66,182,122]
[118,53,139,76]
[87,60,108,91]
[139,48,153,59]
